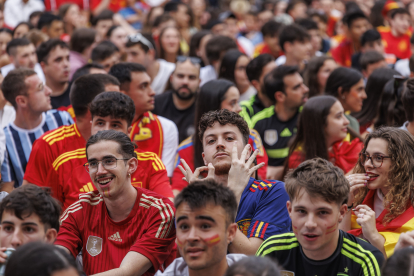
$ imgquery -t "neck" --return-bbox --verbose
[75,116,92,140]
[303,229,339,261]
[238,84,250,95]
[46,78,68,97]
[146,60,160,81]
[407,121,414,137]
[285,55,306,71]
[65,23,74,36]
[257,90,273,108]
[133,109,146,124]
[275,103,297,121]
[104,184,138,222]
[164,52,176,63]
[188,255,229,276]
[172,92,195,110]
[214,174,229,186]
[14,109,43,130]
[391,27,401,37]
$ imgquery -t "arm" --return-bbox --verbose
[266,166,284,181]
[1,150,15,192]
[228,230,264,255]
[91,0,111,16]
[91,252,152,276]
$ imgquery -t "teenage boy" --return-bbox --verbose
[253,20,282,58]
[125,33,175,95]
[1,69,73,189]
[156,180,245,276]
[401,78,414,136]
[0,184,61,261]
[179,109,291,255]
[37,13,64,39]
[240,54,276,123]
[56,130,176,276]
[91,41,120,72]
[109,62,178,176]
[250,66,309,180]
[257,158,384,275]
[379,8,412,60]
[331,10,371,67]
[360,51,387,79]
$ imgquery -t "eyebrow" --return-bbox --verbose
[365,151,387,155]
[294,205,332,211]
[205,131,237,139]
[196,215,216,223]
[176,216,188,223]
[88,155,116,162]
[1,221,38,226]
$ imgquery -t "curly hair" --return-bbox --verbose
[353,127,414,225]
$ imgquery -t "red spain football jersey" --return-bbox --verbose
[378,26,412,60]
[55,188,176,275]
[61,150,173,210]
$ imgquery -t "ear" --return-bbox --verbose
[287,200,292,218]
[227,222,238,243]
[127,157,138,174]
[202,152,207,166]
[274,91,285,103]
[338,203,348,223]
[40,61,46,70]
[410,72,414,78]
[127,125,132,134]
[15,95,27,108]
[41,26,49,35]
[284,41,292,53]
[45,228,58,244]
[148,48,156,60]
[337,86,344,98]
[251,80,260,92]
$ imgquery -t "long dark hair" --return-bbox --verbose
[189,30,210,58]
[218,49,246,85]
[194,79,235,168]
[325,67,363,101]
[158,26,183,61]
[304,56,334,98]
[352,67,398,127]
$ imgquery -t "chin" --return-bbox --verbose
[214,162,231,175]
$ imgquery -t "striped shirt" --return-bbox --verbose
[1,110,73,186]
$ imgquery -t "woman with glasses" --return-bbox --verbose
[340,127,414,258]
[158,26,183,63]
[219,49,256,102]
[285,95,363,174]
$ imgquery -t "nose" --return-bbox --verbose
[343,115,350,126]
[304,214,317,229]
[96,162,108,174]
[235,103,242,114]
[303,84,309,93]
[149,87,156,97]
[10,229,23,249]
[361,89,367,99]
[216,136,225,149]
[186,226,200,242]
[45,85,52,96]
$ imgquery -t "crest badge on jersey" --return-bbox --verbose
[281,271,295,276]
[264,130,278,146]
[86,236,103,257]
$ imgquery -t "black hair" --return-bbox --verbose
[174,179,238,225]
[71,63,105,82]
[390,7,410,19]
[295,18,319,31]
[286,0,306,16]
[86,130,137,160]
[5,242,80,276]
[70,27,96,53]
[205,35,238,65]
[219,49,246,85]
[153,14,174,28]
[194,79,235,168]
[125,32,156,56]
[382,247,414,276]
[108,62,147,92]
[91,9,114,26]
[164,1,180,12]
[246,53,275,82]
[36,39,69,64]
[0,185,61,232]
[12,22,34,37]
[342,10,368,29]
[6,38,31,56]
[90,92,135,126]
[29,11,43,21]
[403,78,414,122]
[361,29,382,47]
[309,12,328,24]
[91,41,119,62]
[189,30,211,58]
[325,67,363,98]
[304,56,335,98]
[264,65,299,104]
[360,50,385,71]
[370,1,386,28]
[261,20,282,37]
[353,67,398,127]
[279,24,311,52]
[410,54,414,73]
[225,256,282,276]
[0,28,12,36]
[106,25,120,38]
[37,13,63,30]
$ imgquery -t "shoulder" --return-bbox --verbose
[60,191,103,223]
[159,59,176,72]
[52,147,86,171]
[40,124,78,146]
[377,26,390,34]
[250,106,275,128]
[154,91,172,102]
[256,232,298,256]
[177,136,193,151]
[157,115,178,133]
[136,150,166,171]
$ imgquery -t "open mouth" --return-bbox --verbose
[186,248,204,257]
[367,173,379,181]
[96,176,114,188]
[303,234,318,241]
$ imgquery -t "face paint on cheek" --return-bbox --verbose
[176,238,184,248]
[103,188,111,198]
[293,225,298,234]
[202,234,221,246]
[325,223,337,235]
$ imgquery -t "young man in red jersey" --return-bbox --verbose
[109,63,179,177]
[56,130,176,276]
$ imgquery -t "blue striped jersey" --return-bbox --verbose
[1,110,74,186]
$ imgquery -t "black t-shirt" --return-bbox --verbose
[153,90,196,143]
[251,107,299,166]
[51,83,71,109]
[257,230,384,276]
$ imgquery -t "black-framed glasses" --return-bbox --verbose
[128,33,154,50]
[360,152,391,168]
[176,56,201,65]
[84,157,129,173]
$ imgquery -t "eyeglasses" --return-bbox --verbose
[84,157,129,173]
[128,33,154,50]
[359,152,391,168]
[176,56,201,65]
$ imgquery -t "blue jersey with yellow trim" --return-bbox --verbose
[236,177,291,240]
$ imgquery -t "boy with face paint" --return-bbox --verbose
[156,180,245,276]
[257,158,384,276]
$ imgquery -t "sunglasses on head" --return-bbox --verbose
[176,56,201,65]
[128,33,154,50]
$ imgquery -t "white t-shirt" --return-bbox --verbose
[237,36,254,58]
[1,63,46,83]
[239,86,257,102]
[0,105,16,129]
[199,65,217,87]
[151,59,175,95]
[395,58,410,77]
[4,0,45,28]
[158,115,179,177]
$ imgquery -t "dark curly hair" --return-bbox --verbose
[198,109,249,146]
[90,92,135,126]
[0,185,61,232]
[353,127,414,225]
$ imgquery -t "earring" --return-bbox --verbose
[128,173,131,177]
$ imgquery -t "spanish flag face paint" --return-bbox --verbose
[103,188,111,198]
[325,223,337,235]
[176,238,184,248]
[203,234,221,246]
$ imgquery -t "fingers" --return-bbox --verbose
[178,165,186,177]
[246,148,259,168]
[248,162,265,176]
[194,166,209,178]
[180,159,192,173]
[231,142,238,161]
[206,163,215,179]
[396,232,414,250]
[347,174,370,187]
[240,144,250,163]
[0,247,7,264]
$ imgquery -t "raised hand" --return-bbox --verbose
[178,158,215,184]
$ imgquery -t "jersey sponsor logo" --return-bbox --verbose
[236,219,251,236]
[80,183,95,193]
[280,128,292,137]
[108,232,122,242]
[86,236,103,257]
[264,129,278,146]
[281,271,294,276]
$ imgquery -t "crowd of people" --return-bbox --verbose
[0,0,414,275]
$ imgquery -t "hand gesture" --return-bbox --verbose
[178,159,215,184]
[346,174,369,205]
[354,204,378,240]
[0,247,9,264]
[395,231,414,251]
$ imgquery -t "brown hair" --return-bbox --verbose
[285,158,350,206]
[1,68,36,109]
[198,109,249,146]
[353,127,414,225]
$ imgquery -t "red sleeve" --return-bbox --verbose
[248,132,268,180]
[288,151,305,169]
[24,139,55,186]
[130,196,176,272]
[330,45,343,65]
[55,206,83,258]
[147,156,173,198]
[44,167,64,204]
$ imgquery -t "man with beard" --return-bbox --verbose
[153,57,200,143]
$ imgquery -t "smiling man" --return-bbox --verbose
[156,180,244,276]
[55,130,176,276]
[257,158,384,276]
